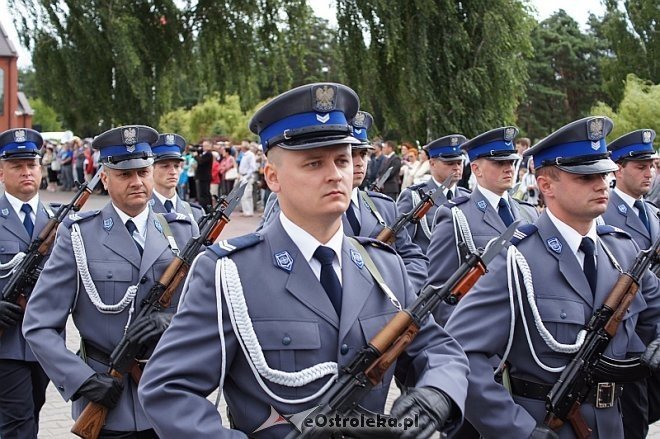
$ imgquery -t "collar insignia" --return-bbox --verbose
[617,204,627,214]
[546,237,562,254]
[350,249,364,269]
[103,217,113,231]
[274,251,294,272]
[477,200,487,211]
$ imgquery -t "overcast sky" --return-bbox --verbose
[1,0,607,68]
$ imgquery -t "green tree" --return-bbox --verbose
[590,0,659,106]
[159,94,257,143]
[11,0,189,135]
[517,10,605,141]
[335,0,534,141]
[29,98,63,131]
[591,74,659,145]
[18,68,38,99]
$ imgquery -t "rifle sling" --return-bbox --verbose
[348,238,401,311]
[154,213,180,256]
[359,191,386,227]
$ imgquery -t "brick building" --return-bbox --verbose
[0,21,32,131]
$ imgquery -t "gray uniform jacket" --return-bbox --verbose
[150,193,204,224]
[0,195,53,362]
[258,192,429,292]
[138,217,469,438]
[396,181,470,253]
[444,213,660,438]
[601,190,659,250]
[427,187,539,325]
[22,203,199,431]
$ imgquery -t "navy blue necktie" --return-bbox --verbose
[164,200,174,213]
[498,197,514,227]
[345,202,361,235]
[446,189,453,201]
[21,204,33,237]
[579,237,597,295]
[313,246,342,315]
[125,220,143,257]
[634,200,651,234]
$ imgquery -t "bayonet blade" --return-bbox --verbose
[374,166,393,191]
[479,220,520,266]
[222,182,247,217]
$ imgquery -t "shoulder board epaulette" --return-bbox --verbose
[645,200,658,209]
[406,183,427,192]
[365,191,394,202]
[63,210,101,227]
[209,233,263,258]
[458,187,472,195]
[511,224,538,245]
[442,195,469,208]
[161,212,192,223]
[189,202,204,211]
[351,236,397,254]
[512,199,535,208]
[597,225,631,239]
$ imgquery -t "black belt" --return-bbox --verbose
[510,376,623,409]
[81,340,112,366]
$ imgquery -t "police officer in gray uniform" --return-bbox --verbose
[23,125,199,438]
[259,111,429,291]
[396,134,471,253]
[426,126,539,325]
[0,128,52,438]
[138,83,469,438]
[149,133,204,223]
[601,128,660,438]
[445,116,660,438]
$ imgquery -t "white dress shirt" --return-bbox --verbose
[113,204,150,249]
[279,212,344,285]
[546,208,599,269]
[5,192,38,226]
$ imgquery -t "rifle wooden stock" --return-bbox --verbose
[365,312,419,385]
[375,227,395,245]
[603,275,636,336]
[545,403,591,439]
[71,369,122,439]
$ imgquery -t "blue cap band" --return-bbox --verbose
[429,145,462,159]
[260,110,349,148]
[610,143,655,162]
[352,126,368,142]
[100,142,152,161]
[0,142,39,156]
[467,140,516,161]
[533,139,607,167]
[152,145,182,156]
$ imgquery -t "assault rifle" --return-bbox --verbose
[375,174,453,245]
[368,166,393,193]
[544,234,660,438]
[71,182,247,439]
[0,167,104,337]
[289,221,519,438]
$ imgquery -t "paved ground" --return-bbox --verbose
[30,190,660,437]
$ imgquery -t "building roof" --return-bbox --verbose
[0,21,18,58]
[16,92,33,115]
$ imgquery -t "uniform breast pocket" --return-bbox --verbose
[537,297,586,345]
[88,261,135,303]
[0,240,21,264]
[252,319,321,373]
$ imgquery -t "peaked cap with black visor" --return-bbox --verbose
[525,116,618,175]
[0,128,43,160]
[152,133,186,163]
[349,111,374,150]
[249,83,362,154]
[608,129,657,163]
[92,125,158,170]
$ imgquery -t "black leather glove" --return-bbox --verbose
[75,372,124,408]
[642,338,660,371]
[0,301,23,329]
[529,425,559,439]
[389,387,453,439]
[125,312,173,346]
